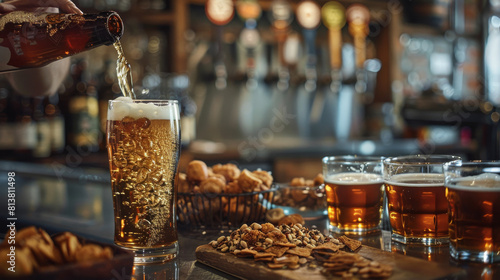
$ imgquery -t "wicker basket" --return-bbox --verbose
[177,188,276,229]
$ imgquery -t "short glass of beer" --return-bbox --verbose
[322,156,385,234]
[106,97,181,264]
[383,155,460,245]
[444,161,500,263]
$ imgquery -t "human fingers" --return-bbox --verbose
[0,0,82,15]
[0,2,16,14]
[52,0,82,14]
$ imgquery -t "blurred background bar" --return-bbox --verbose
[0,0,498,181]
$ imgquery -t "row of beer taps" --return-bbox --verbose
[197,0,382,141]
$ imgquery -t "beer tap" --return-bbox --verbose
[295,0,321,138]
[235,0,268,136]
[346,4,371,100]
[321,1,345,138]
[199,0,234,140]
[206,0,234,90]
[236,0,262,89]
[322,1,345,91]
[297,1,321,96]
[332,3,369,140]
[270,0,293,92]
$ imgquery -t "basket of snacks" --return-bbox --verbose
[177,160,276,229]
[272,174,327,220]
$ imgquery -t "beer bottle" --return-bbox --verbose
[32,97,51,158]
[0,11,124,72]
[13,96,37,159]
[67,59,100,152]
[0,80,14,157]
[44,93,65,155]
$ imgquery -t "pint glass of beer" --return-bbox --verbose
[383,155,460,245]
[106,97,181,263]
[322,156,385,234]
[444,161,500,263]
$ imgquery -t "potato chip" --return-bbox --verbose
[0,227,114,277]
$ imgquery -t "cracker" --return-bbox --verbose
[254,252,276,262]
[312,241,341,253]
[234,248,258,258]
[338,235,362,252]
[254,256,274,262]
[273,242,296,247]
[274,254,299,265]
[267,263,286,269]
[265,246,290,257]
[286,247,312,258]
[254,252,275,259]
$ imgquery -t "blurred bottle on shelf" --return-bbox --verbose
[484,0,500,106]
[13,96,37,159]
[45,93,66,155]
[32,97,52,158]
[0,81,67,159]
[453,0,480,36]
[0,11,123,72]
[66,59,100,152]
[0,80,14,156]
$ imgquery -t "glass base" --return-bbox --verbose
[391,233,448,246]
[122,242,179,264]
[329,224,381,235]
[450,245,500,263]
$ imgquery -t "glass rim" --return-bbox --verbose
[444,160,500,168]
[108,99,179,104]
[322,155,385,164]
[383,154,461,166]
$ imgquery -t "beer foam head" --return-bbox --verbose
[386,173,444,187]
[108,97,175,120]
[326,172,383,185]
[450,173,500,190]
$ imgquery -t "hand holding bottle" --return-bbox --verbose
[0,0,83,97]
[0,0,82,15]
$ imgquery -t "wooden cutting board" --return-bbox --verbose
[195,244,465,280]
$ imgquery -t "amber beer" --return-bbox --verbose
[385,174,448,241]
[445,161,500,263]
[107,98,180,262]
[383,155,460,245]
[325,173,384,233]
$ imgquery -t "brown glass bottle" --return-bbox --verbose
[67,59,100,152]
[0,80,14,157]
[0,11,123,72]
[44,93,65,155]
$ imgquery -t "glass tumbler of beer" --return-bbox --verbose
[444,161,500,263]
[106,98,181,264]
[384,155,460,245]
[322,156,385,234]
